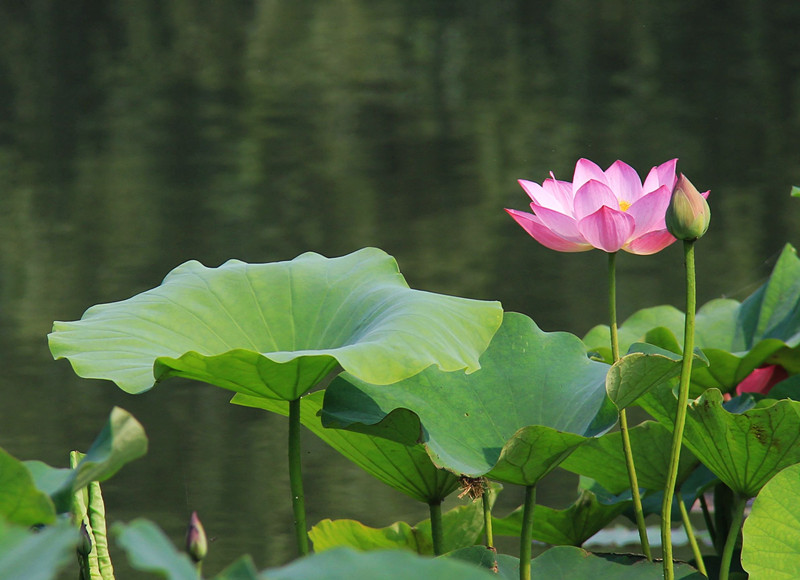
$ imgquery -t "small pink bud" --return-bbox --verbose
[666,174,711,241]
[185,511,207,563]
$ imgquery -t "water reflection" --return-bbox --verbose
[0,0,798,575]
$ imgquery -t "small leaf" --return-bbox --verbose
[112,519,199,580]
[49,249,502,401]
[791,185,800,198]
[0,517,77,579]
[742,463,800,579]
[0,449,55,526]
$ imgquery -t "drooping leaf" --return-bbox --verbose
[528,546,704,579]
[112,519,199,580]
[742,463,800,579]
[49,248,502,401]
[322,313,616,486]
[260,547,499,580]
[0,449,55,526]
[0,517,77,579]
[232,390,459,504]
[640,387,800,497]
[492,489,629,546]
[24,407,148,513]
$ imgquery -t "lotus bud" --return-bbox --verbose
[666,174,710,241]
[185,511,208,563]
[77,521,93,557]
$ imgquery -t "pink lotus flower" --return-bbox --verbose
[506,158,690,254]
[735,365,788,396]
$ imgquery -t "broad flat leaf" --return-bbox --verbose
[24,407,148,513]
[0,517,77,580]
[640,387,800,497]
[529,546,704,579]
[585,245,800,393]
[0,450,55,526]
[232,390,459,504]
[49,248,503,401]
[742,463,800,579]
[442,546,507,578]
[261,547,499,580]
[112,519,198,580]
[560,421,699,494]
[215,556,260,580]
[492,489,628,546]
[322,313,616,485]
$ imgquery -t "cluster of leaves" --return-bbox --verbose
[7,245,800,578]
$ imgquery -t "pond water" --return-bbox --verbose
[1,1,799,575]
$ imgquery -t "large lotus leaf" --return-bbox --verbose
[0,517,77,579]
[113,519,199,580]
[560,421,698,494]
[492,489,629,546]
[261,547,498,580]
[528,546,704,579]
[321,312,616,485]
[442,546,513,579]
[49,248,503,400]
[232,390,459,504]
[24,407,148,513]
[741,463,800,579]
[640,387,800,497]
[585,245,800,393]
[0,449,55,527]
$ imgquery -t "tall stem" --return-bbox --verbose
[483,491,494,548]
[429,500,444,555]
[288,397,309,556]
[519,485,536,580]
[608,252,652,560]
[719,494,746,580]
[661,240,697,580]
[677,491,707,576]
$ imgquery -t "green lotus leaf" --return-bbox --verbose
[0,517,77,579]
[322,312,616,486]
[585,245,800,393]
[113,519,199,579]
[0,450,55,526]
[310,489,494,555]
[741,463,800,579]
[261,547,498,580]
[639,387,800,497]
[492,489,629,546]
[560,421,698,495]
[528,546,704,579]
[24,407,147,513]
[49,248,503,401]
[232,390,459,504]
[441,546,509,578]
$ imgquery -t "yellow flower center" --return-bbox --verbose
[619,200,631,212]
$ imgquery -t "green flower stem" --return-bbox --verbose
[288,397,310,556]
[677,491,707,576]
[483,491,494,548]
[698,493,716,547]
[429,500,444,555]
[719,494,746,580]
[608,252,652,561]
[661,240,697,580]
[519,485,536,580]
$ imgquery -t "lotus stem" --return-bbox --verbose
[519,485,536,580]
[698,493,716,548]
[718,494,746,580]
[677,492,707,576]
[661,240,697,580]
[608,252,652,561]
[288,397,309,556]
[429,500,444,555]
[483,491,494,548]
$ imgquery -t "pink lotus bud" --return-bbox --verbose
[185,511,207,563]
[665,174,710,241]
